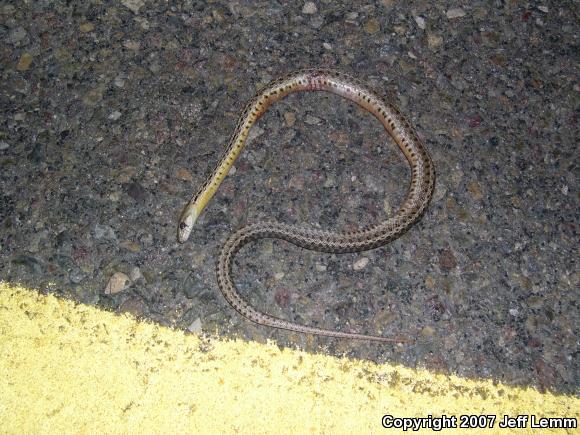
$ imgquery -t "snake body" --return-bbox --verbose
[178,69,435,343]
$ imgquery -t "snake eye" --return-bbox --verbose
[179,222,187,230]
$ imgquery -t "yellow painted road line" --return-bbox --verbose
[0,282,578,434]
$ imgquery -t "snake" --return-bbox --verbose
[178,69,435,343]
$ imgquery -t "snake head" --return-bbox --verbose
[177,207,198,243]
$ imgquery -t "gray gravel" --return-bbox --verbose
[0,1,577,395]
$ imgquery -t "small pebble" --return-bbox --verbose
[108,110,122,120]
[148,61,161,74]
[69,267,86,284]
[467,181,484,201]
[433,184,446,202]
[108,191,121,202]
[119,240,141,253]
[315,263,327,272]
[104,272,130,294]
[28,142,43,163]
[393,25,406,35]
[526,295,544,309]
[305,114,321,125]
[353,257,369,271]
[364,19,381,34]
[134,16,150,30]
[302,2,317,14]
[123,40,141,50]
[119,298,146,317]
[94,224,116,240]
[421,326,435,338]
[439,249,457,270]
[16,53,33,71]
[187,318,203,334]
[83,88,104,106]
[414,16,426,29]
[473,7,488,19]
[79,23,94,33]
[125,181,148,202]
[8,27,27,45]
[345,12,358,22]
[0,141,10,151]
[121,0,144,13]
[311,16,325,29]
[274,287,291,308]
[183,273,207,299]
[428,34,443,49]
[176,168,193,181]
[284,112,296,127]
[288,174,305,190]
[467,114,482,128]
[129,266,143,281]
[525,315,539,333]
[323,175,335,188]
[446,8,466,19]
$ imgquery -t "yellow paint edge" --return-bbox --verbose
[0,282,578,434]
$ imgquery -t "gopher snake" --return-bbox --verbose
[178,69,435,343]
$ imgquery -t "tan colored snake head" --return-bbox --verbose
[177,205,198,243]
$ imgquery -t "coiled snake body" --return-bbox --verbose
[178,69,435,343]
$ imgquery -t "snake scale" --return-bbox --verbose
[178,69,435,343]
